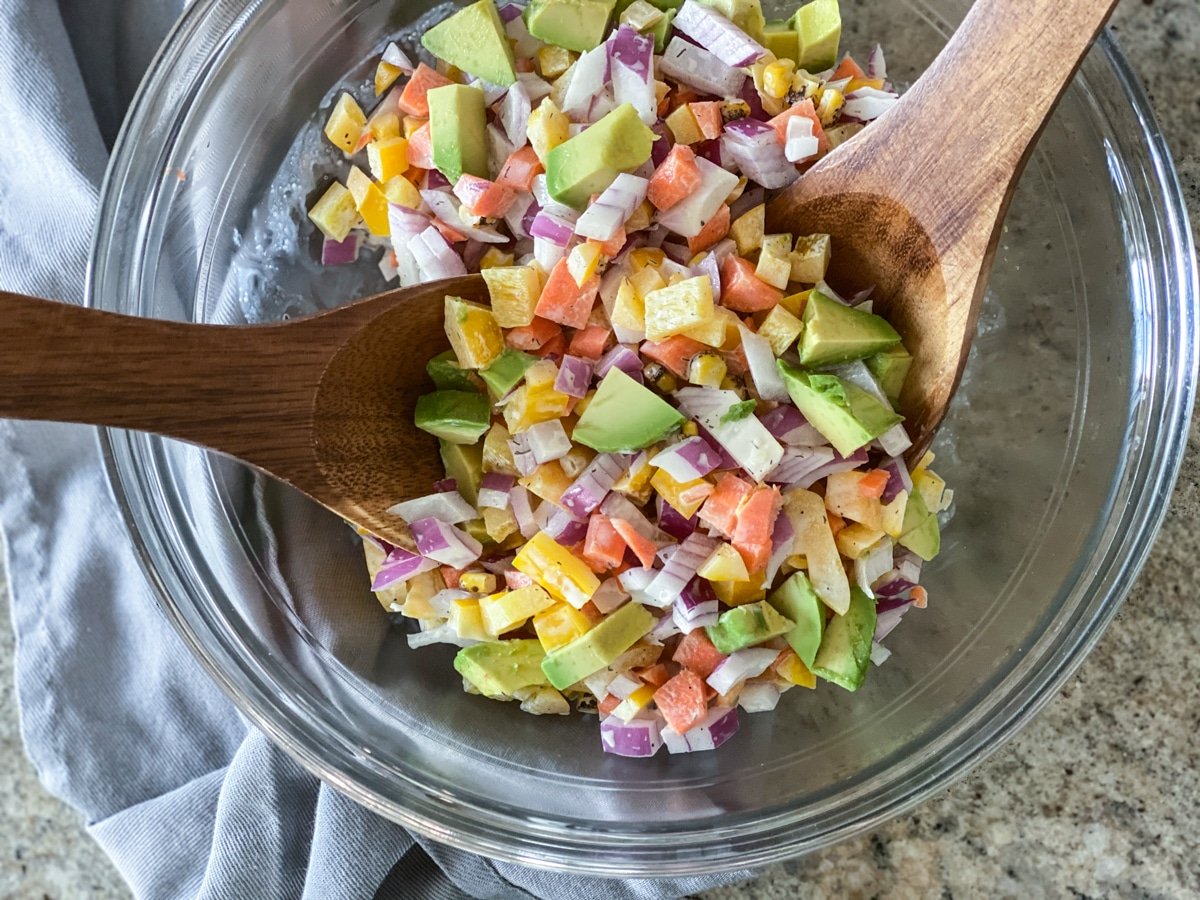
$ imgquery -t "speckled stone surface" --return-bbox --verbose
[0,1,1197,898]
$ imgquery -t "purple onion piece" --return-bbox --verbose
[555,354,595,398]
[657,497,698,541]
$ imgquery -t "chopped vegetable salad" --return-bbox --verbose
[310,0,951,757]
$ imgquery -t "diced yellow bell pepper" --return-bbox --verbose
[460,571,498,594]
[308,181,359,242]
[381,174,421,209]
[503,383,572,432]
[650,469,713,519]
[568,243,603,286]
[513,532,601,608]
[612,446,658,504]
[713,579,767,607]
[482,506,519,543]
[399,570,444,619]
[346,166,390,237]
[790,233,831,283]
[665,104,704,145]
[449,598,491,642]
[402,115,426,138]
[480,248,515,269]
[757,305,804,355]
[445,295,505,369]
[367,136,410,183]
[527,97,570,164]
[825,471,884,530]
[370,112,402,142]
[779,289,810,318]
[482,423,519,475]
[682,305,736,348]
[559,444,596,478]
[643,276,715,342]
[533,602,593,651]
[755,233,794,290]
[730,204,765,256]
[611,684,656,721]
[537,45,575,79]
[775,650,817,688]
[881,490,908,540]
[519,460,573,506]
[482,266,541,328]
[835,523,888,560]
[687,351,728,387]
[629,265,667,302]
[375,60,403,96]
[698,542,751,582]
[626,200,654,233]
[611,278,647,334]
[480,585,555,636]
[324,92,366,154]
[630,248,666,271]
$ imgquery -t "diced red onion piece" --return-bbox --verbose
[706,648,779,695]
[656,156,741,238]
[525,419,573,464]
[497,3,523,22]
[321,234,360,266]
[500,81,533,147]
[562,45,609,120]
[478,473,516,509]
[765,446,835,485]
[738,682,781,713]
[388,491,477,524]
[530,209,575,246]
[877,423,913,458]
[508,432,538,476]
[409,518,483,568]
[561,453,628,518]
[574,203,627,242]
[721,129,800,190]
[649,610,683,643]
[505,10,541,57]
[880,457,912,504]
[381,42,415,72]
[503,193,536,239]
[660,37,747,98]
[672,601,719,633]
[793,448,870,489]
[738,324,789,401]
[371,547,439,590]
[874,603,911,642]
[534,236,568,272]
[855,537,895,597]
[545,506,589,545]
[764,511,795,586]
[601,492,665,543]
[673,0,767,67]
[608,26,657,124]
[661,706,739,753]
[645,533,718,604]
[656,498,698,541]
[600,714,664,757]
[596,343,644,380]
[650,437,722,482]
[843,87,901,122]
[421,190,507,243]
[676,388,785,482]
[518,72,552,102]
[411,226,468,281]
[867,43,888,79]
[509,485,538,538]
[693,253,722,301]
[554,355,595,398]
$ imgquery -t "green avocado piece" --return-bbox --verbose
[799,289,902,367]
[427,84,488,185]
[763,20,799,62]
[615,0,682,13]
[790,0,841,73]
[439,439,484,505]
[545,103,655,208]
[428,350,478,392]
[541,601,654,689]
[421,0,518,86]
[525,0,618,51]
[572,368,686,452]
[695,0,766,41]
[416,390,491,444]
[866,344,913,408]
[705,601,795,655]
[455,639,548,698]
[898,488,941,561]
[811,587,875,691]
[769,572,826,667]
[649,7,677,52]
[778,363,903,457]
[479,348,538,398]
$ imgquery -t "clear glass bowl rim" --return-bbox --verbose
[87,0,1199,876]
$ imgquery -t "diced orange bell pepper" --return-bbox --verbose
[720,255,784,312]
[635,663,670,687]
[687,203,731,254]
[497,145,544,191]
[590,227,627,259]
[506,316,563,351]
[536,259,600,329]
[640,334,707,378]
[647,144,703,211]
[432,218,467,243]
[398,64,453,117]
[598,693,622,715]
[609,518,658,568]
[698,472,754,537]
[567,323,611,360]
[654,670,708,734]
[667,86,701,113]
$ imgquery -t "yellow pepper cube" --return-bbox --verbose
[324,92,366,154]
[480,585,555,636]
[757,305,804,355]
[643,276,715,342]
[779,289,810,318]
[790,233,831,283]
[533,602,593,651]
[559,444,595,478]
[612,446,657,504]
[308,181,359,242]
[503,384,571,432]
[611,684,657,721]
[482,266,541,328]
[697,542,750,582]
[346,166,390,237]
[367,136,410,183]
[524,359,559,390]
[665,104,704,145]
[713,579,767,608]
[825,471,884,530]
[775,650,817,688]
[568,242,604,286]
[482,423,519,475]
[375,60,403,96]
[630,247,666,271]
[482,506,519,543]
[399,570,444,620]
[403,115,427,138]
[730,204,765,256]
[881,490,909,540]
[519,460,574,507]
[835,523,888,560]
[650,469,713,519]
[611,278,647,334]
[538,45,575,79]
[369,112,402,142]
[449,598,491,642]
[761,233,792,259]
[629,266,667,303]
[480,248,515,269]
[681,306,732,348]
[626,200,654,233]
[460,571,498,594]
[382,174,421,210]
[445,295,505,369]
[513,532,602,608]
[755,236,794,290]
[687,351,728,387]
[527,97,570,164]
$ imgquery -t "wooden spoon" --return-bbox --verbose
[767,0,1120,458]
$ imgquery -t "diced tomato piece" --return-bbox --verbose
[688,101,724,140]
[687,203,731,254]
[858,469,890,499]
[647,144,703,211]
[832,54,867,82]
[721,255,784,312]
[731,486,782,574]
[583,514,627,571]
[536,259,599,329]
[653,670,708,734]
[568,323,611,360]
[406,123,434,169]
[398,64,452,117]
[672,631,727,678]
[609,518,658,568]
[641,335,707,378]
[497,145,544,191]
[769,99,830,155]
[598,693,622,715]
[698,472,754,536]
[635,663,670,687]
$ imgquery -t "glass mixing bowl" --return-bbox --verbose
[89,0,1197,876]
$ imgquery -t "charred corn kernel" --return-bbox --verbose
[612,447,657,503]
[519,460,573,506]
[369,112,402,142]
[513,532,601,608]
[482,423,518,475]
[480,585,555,635]
[630,247,666,271]
[381,174,421,209]
[757,305,804,355]
[460,572,497,594]
[482,506,519,542]
[775,651,817,688]
[681,420,700,437]
[626,200,654,233]
[366,136,409,182]
[537,45,574,79]
[835,523,888,560]
[567,243,603,286]
[763,60,795,99]
[527,97,570,164]
[730,204,765,256]
[346,166,391,237]
[445,296,504,369]
[655,372,679,393]
[720,99,751,123]
[324,92,366,154]
[611,278,647,334]
[449,598,490,642]
[644,276,715,342]
[650,469,713,518]
[375,60,403,95]
[881,490,908,539]
[713,579,767,607]
[846,76,886,93]
[402,115,426,138]
[698,542,750,582]
[665,104,704,145]
[611,684,656,722]
[816,87,844,125]
[791,233,831,283]
[751,63,785,116]
[559,444,595,478]
[480,248,515,269]
[533,602,593,651]
[914,468,948,513]
[308,181,358,242]
[780,289,811,317]
[482,265,541,328]
[629,265,667,300]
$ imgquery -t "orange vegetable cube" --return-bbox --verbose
[506,316,563,351]
[648,144,703,211]
[567,323,611,360]
[535,259,599,329]
[731,486,782,574]
[454,174,517,218]
[406,123,434,169]
[583,514,627,571]
[688,101,724,140]
[654,670,708,734]
[609,518,658,568]
[698,472,754,537]
[720,255,784,312]
[672,630,727,678]
[497,145,544,191]
[686,203,731,255]
[640,334,707,378]
[832,54,867,82]
[769,99,830,155]
[858,469,891,499]
[398,63,453,117]
[635,663,670,688]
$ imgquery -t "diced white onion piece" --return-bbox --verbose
[706,648,779,695]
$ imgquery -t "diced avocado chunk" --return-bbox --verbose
[695,0,766,42]
[769,571,826,667]
[778,363,903,457]
[615,0,682,13]
[545,103,655,208]
[705,601,795,655]
[811,587,875,691]
[799,289,902,367]
[898,488,941,561]
[455,639,548,698]
[428,84,489,185]
[526,0,618,52]
[866,344,913,408]
[649,7,677,52]
[763,20,799,62]
[440,439,484,505]
[573,368,685,452]
[541,602,654,689]
[421,0,518,86]
[428,350,479,392]
[790,0,841,72]
[479,348,538,398]
[416,390,491,444]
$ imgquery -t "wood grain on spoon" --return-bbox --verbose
[768,0,1120,458]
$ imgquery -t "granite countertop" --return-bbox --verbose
[1,0,1197,897]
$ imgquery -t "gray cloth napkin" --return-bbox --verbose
[0,1,753,897]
